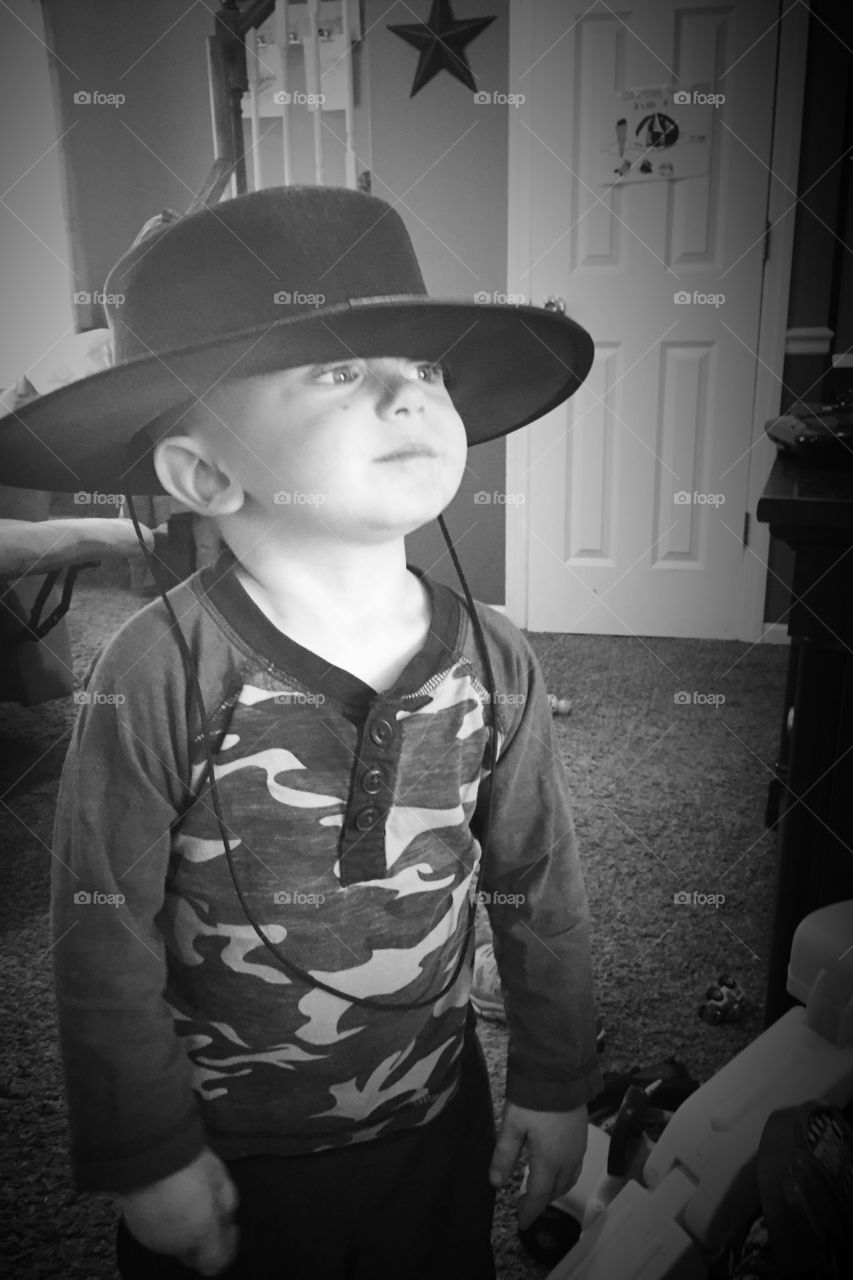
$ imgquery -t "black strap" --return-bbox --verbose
[27,562,100,640]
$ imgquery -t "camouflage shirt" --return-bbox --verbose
[52,553,602,1192]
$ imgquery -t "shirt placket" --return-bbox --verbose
[338,701,399,886]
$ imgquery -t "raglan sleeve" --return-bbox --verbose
[472,617,603,1112]
[50,608,208,1192]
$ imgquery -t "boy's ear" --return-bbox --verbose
[153,435,245,516]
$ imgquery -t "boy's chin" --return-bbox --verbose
[352,497,455,541]
[358,510,447,541]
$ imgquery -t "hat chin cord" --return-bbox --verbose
[123,495,498,1012]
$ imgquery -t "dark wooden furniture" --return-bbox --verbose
[757,455,853,1023]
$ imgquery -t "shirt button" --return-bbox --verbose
[355,806,381,831]
[369,718,394,747]
[361,768,385,795]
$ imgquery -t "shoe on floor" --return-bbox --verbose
[471,942,507,1022]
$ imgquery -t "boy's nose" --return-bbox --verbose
[373,363,426,416]
[376,376,422,417]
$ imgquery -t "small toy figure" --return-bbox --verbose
[699,974,746,1025]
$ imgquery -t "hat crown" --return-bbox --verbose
[104,185,428,363]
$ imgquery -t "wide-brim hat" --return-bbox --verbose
[0,185,594,495]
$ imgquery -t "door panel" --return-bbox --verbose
[510,0,779,637]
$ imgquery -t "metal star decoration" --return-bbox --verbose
[388,0,496,97]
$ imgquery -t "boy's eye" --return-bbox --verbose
[314,362,362,385]
[311,359,450,387]
[413,361,448,385]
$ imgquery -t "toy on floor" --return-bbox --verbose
[718,1098,853,1278]
[757,1100,853,1276]
[548,693,573,715]
[698,974,746,1026]
[606,1080,663,1177]
[519,1064,700,1269]
[531,900,853,1279]
[588,1058,699,1130]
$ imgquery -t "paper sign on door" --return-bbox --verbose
[600,85,716,185]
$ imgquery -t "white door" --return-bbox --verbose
[506,0,785,638]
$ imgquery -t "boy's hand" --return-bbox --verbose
[489,1102,588,1230]
[120,1148,240,1276]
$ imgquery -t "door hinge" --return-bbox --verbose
[743,511,750,547]
[762,220,771,263]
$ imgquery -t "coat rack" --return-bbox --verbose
[207,0,360,198]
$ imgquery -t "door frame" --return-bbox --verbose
[504,0,810,640]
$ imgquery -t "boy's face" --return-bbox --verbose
[191,356,468,540]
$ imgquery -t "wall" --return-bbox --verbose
[0,0,75,392]
[365,0,510,603]
[39,0,509,603]
[763,0,853,624]
[41,0,215,324]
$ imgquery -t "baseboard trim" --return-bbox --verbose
[759,622,790,644]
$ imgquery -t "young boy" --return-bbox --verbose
[0,185,602,1278]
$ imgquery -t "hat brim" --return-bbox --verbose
[0,298,593,495]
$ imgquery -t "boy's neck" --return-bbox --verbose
[221,522,423,636]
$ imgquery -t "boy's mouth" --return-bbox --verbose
[376,444,437,462]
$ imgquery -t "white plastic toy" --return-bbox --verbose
[544,900,853,1279]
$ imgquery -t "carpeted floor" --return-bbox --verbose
[0,576,789,1279]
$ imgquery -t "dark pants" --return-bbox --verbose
[116,1033,497,1280]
